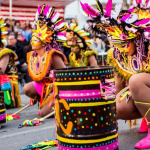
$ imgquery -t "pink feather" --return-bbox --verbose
[128,8,134,12]
[120,14,130,21]
[43,5,49,16]
[55,19,64,26]
[37,5,41,14]
[80,1,99,17]
[134,18,150,26]
[146,0,150,6]
[57,32,66,36]
[84,3,99,16]
[104,0,112,17]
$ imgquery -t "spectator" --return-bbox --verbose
[25,19,32,30]
[11,19,15,32]
[5,18,11,32]
[14,21,20,32]
[19,22,32,43]
[6,32,32,83]
[16,31,28,48]
[91,36,105,54]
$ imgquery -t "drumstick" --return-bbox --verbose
[12,104,31,115]
[42,111,55,120]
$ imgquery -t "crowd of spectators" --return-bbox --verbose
[4,18,32,85]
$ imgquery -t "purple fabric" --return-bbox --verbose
[45,41,61,52]
[58,141,118,150]
[0,114,6,121]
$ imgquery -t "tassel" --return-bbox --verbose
[133,119,137,126]
[39,94,54,109]
[128,120,132,129]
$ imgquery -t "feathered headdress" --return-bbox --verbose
[0,15,7,46]
[32,4,67,44]
[80,0,150,44]
[67,23,93,49]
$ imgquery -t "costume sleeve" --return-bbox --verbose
[84,49,97,58]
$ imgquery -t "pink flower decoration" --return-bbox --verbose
[120,33,127,40]
[37,33,42,37]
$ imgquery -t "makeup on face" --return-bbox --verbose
[31,36,42,47]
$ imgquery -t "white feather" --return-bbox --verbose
[147,0,150,7]
[51,12,59,23]
[125,14,138,24]
[132,0,137,6]
[111,3,122,19]
[57,36,67,41]
[46,7,52,19]
[55,22,65,30]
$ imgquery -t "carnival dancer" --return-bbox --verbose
[0,15,21,126]
[66,24,98,67]
[23,4,67,117]
[81,0,150,149]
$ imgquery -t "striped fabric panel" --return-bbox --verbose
[0,4,64,22]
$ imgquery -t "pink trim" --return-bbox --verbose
[0,114,6,121]
[33,81,43,96]
[59,90,101,99]
[146,0,150,7]
[58,141,118,150]
[57,32,66,36]
[51,12,57,20]
[55,19,64,26]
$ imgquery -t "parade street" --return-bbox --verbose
[0,95,147,150]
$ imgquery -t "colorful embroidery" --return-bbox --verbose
[27,50,67,81]
[69,50,97,67]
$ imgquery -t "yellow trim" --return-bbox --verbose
[134,101,150,105]
[69,100,116,107]
[145,108,150,117]
[107,48,134,79]
[54,80,100,86]
[57,133,118,144]
[0,109,5,113]
[8,75,18,78]
[10,81,18,84]
[27,50,67,81]
[0,48,18,60]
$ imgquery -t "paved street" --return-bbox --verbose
[0,94,149,150]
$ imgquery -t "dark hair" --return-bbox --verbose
[0,29,4,48]
[67,29,87,49]
[14,20,20,26]
[8,32,17,40]
[4,18,9,23]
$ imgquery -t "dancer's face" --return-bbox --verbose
[66,32,80,54]
[114,42,136,55]
[31,36,44,51]
[66,32,77,47]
